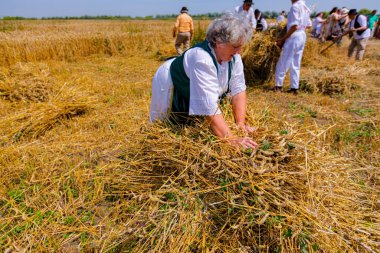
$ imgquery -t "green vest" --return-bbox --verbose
[169,40,234,119]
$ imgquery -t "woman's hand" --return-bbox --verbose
[228,137,258,149]
[236,123,257,134]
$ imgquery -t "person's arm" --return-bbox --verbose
[205,114,231,138]
[190,18,194,41]
[276,25,297,48]
[351,15,369,32]
[173,16,180,38]
[334,13,347,21]
[232,91,246,125]
[276,6,299,48]
[340,20,353,37]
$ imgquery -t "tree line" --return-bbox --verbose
[1,9,375,21]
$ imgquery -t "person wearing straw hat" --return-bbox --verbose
[343,9,371,60]
[150,13,257,149]
[234,0,257,30]
[274,0,312,94]
[339,7,350,30]
[173,6,194,55]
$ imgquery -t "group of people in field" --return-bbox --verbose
[310,8,379,60]
[150,0,378,149]
[312,8,379,41]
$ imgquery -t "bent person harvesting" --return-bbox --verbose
[150,14,257,149]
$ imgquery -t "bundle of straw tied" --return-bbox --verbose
[241,24,286,85]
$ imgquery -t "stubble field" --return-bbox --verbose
[0,19,379,252]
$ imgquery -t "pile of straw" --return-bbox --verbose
[85,119,379,252]
[300,69,358,96]
[0,101,91,142]
[0,63,53,102]
[241,28,283,85]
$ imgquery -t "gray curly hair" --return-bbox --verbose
[206,13,253,48]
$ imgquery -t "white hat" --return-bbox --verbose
[341,8,349,15]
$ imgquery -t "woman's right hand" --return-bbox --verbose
[228,137,258,149]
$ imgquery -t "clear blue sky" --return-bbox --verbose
[1,0,378,18]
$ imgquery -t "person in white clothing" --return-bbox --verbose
[277,11,286,24]
[234,0,257,29]
[343,9,371,60]
[254,9,268,32]
[274,0,312,94]
[311,12,325,38]
[150,13,257,149]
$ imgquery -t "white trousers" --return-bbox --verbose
[149,59,175,122]
[275,31,306,89]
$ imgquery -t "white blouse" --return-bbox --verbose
[184,47,246,116]
[149,46,246,122]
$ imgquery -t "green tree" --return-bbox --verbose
[359,8,372,15]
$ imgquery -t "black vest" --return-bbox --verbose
[256,16,264,32]
[353,15,368,36]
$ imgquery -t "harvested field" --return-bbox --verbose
[0,20,379,252]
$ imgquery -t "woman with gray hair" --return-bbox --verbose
[150,13,257,149]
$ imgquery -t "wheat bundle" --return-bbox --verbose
[0,102,90,142]
[241,28,283,85]
[85,119,380,252]
[0,63,54,102]
[300,69,358,96]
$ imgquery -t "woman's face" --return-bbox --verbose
[214,41,244,63]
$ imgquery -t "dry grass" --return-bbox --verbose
[0,20,379,252]
[300,68,359,96]
[241,27,283,85]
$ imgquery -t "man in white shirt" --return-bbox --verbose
[345,9,371,60]
[274,0,312,94]
[234,0,257,29]
[254,9,268,32]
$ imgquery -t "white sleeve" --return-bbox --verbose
[358,15,368,27]
[248,9,257,28]
[184,49,221,116]
[229,55,246,97]
[234,6,239,14]
[288,6,301,28]
[251,15,257,28]
[262,18,268,31]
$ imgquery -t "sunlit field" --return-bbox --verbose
[0,19,379,252]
